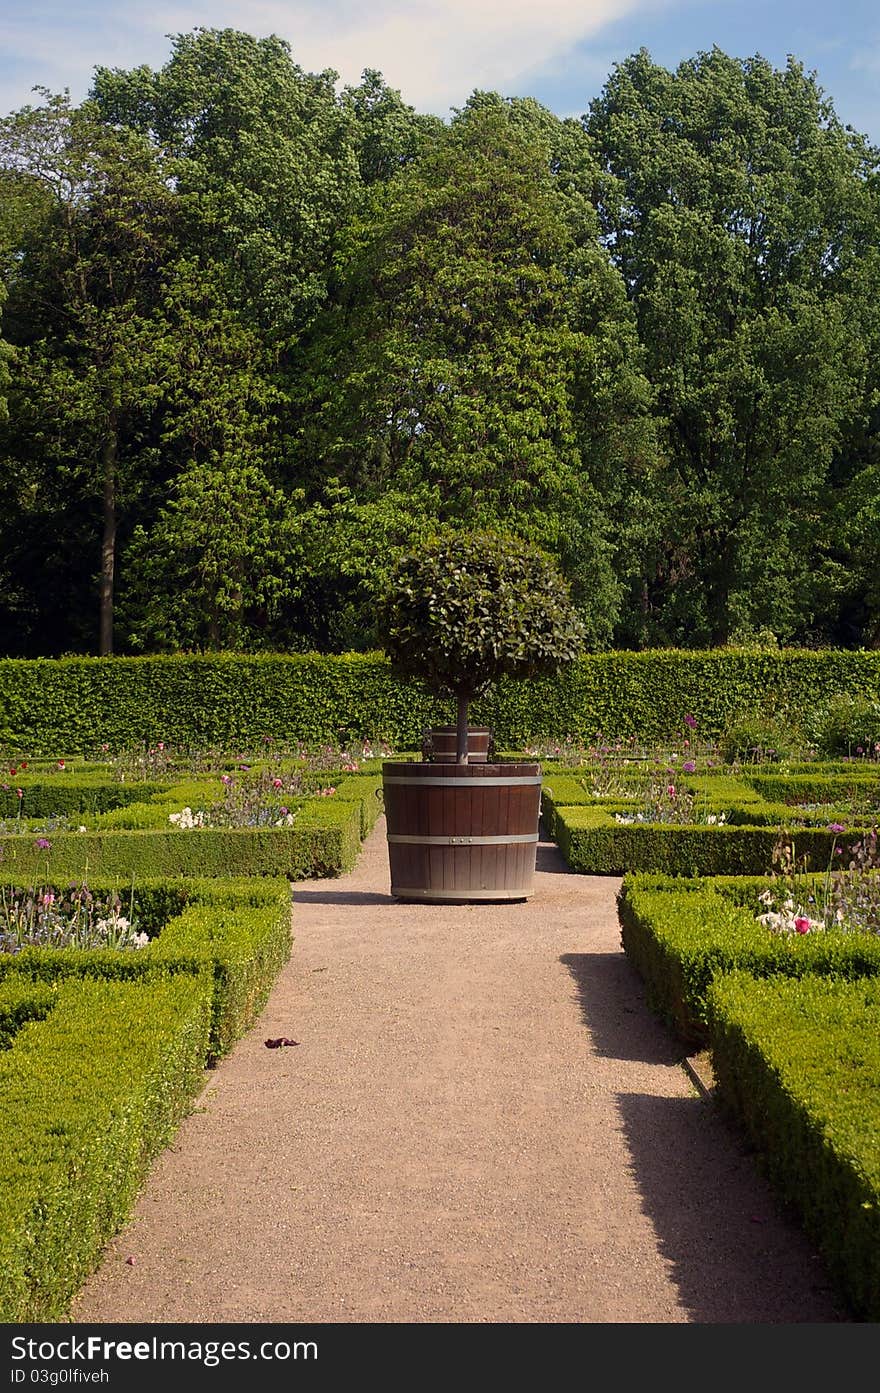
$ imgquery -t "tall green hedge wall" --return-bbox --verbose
[2,650,880,754]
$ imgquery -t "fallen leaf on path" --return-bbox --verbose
[264,1037,299,1048]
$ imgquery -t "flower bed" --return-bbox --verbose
[0,875,293,1059]
[542,759,876,877]
[617,867,880,1045]
[0,773,383,882]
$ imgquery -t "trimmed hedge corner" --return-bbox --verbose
[617,875,880,1045]
[0,876,293,1060]
[707,972,880,1321]
[0,973,213,1322]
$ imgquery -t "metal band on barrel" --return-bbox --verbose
[390,887,533,901]
[383,776,541,787]
[387,832,539,845]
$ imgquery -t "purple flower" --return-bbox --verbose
[35,837,51,850]
[684,714,697,729]
[683,760,696,773]
[827,823,847,834]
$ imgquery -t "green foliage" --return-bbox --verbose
[740,771,880,805]
[122,453,300,652]
[552,805,858,878]
[0,781,171,819]
[1,650,880,752]
[0,876,292,1059]
[617,876,880,1044]
[0,803,365,883]
[587,47,880,647]
[294,98,655,645]
[719,714,802,764]
[378,531,585,720]
[707,972,880,1320]
[0,974,212,1320]
[0,979,57,1049]
[807,692,880,758]
[0,87,183,656]
[2,34,880,654]
[92,27,360,341]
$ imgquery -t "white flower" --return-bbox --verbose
[169,806,206,829]
[133,932,150,948]
[95,915,128,934]
[77,825,87,833]
[758,889,773,906]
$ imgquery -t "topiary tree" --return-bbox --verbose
[378,529,586,763]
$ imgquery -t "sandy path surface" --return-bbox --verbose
[71,819,848,1324]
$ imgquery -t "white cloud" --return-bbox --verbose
[849,44,880,76]
[1,0,668,117]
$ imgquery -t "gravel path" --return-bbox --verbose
[71,819,848,1324]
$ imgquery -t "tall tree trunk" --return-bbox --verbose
[99,411,118,656]
[456,689,470,765]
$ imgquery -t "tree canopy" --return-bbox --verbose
[1,30,879,656]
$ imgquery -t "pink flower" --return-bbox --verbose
[666,785,676,798]
[35,837,51,851]
[16,788,23,799]
[794,917,810,934]
[272,778,283,788]
[157,741,165,751]
[57,760,65,769]
[41,892,55,906]
[221,774,233,786]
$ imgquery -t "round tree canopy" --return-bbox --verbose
[378,529,586,702]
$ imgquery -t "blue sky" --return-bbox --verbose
[2,1,878,143]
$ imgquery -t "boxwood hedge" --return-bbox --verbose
[3,649,880,753]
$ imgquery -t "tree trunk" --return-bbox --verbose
[455,690,470,764]
[99,413,118,656]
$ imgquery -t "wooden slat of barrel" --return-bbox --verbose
[428,726,490,762]
[382,761,541,901]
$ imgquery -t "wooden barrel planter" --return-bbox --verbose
[381,761,542,902]
[425,726,491,763]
